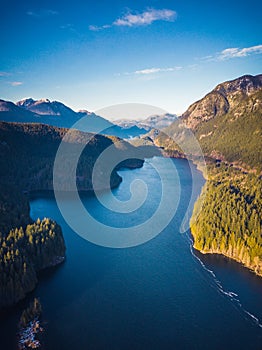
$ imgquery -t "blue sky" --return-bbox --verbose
[0,0,262,118]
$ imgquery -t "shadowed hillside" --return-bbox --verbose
[0,121,145,307]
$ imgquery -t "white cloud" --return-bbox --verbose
[27,9,58,17]
[10,81,23,86]
[113,9,176,27]
[134,66,182,75]
[89,8,176,31]
[218,45,262,60]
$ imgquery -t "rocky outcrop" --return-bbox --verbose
[181,74,262,129]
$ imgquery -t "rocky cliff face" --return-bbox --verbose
[181,74,262,129]
[214,74,262,97]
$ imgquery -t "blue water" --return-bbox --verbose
[0,157,261,349]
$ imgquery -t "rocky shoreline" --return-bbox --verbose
[17,298,44,350]
[18,318,44,350]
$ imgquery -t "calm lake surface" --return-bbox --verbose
[0,157,261,349]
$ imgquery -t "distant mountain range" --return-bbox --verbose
[0,98,109,129]
[114,113,177,130]
[0,98,148,139]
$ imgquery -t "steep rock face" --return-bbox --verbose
[181,74,262,129]
[181,92,229,128]
[194,89,262,170]
[214,74,262,97]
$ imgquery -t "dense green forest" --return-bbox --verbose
[0,122,122,193]
[157,76,262,275]
[0,121,145,307]
[191,164,262,275]
[0,121,144,235]
[0,218,65,307]
[0,185,30,234]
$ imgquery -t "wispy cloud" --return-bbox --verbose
[27,9,58,17]
[218,44,262,60]
[89,8,176,31]
[201,44,262,62]
[60,23,74,30]
[119,66,182,78]
[88,24,111,31]
[0,71,11,77]
[60,23,81,36]
[134,66,182,75]
[187,64,199,70]
[10,81,23,86]
[114,9,176,27]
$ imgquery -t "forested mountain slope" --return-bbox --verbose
[0,121,144,307]
[194,89,262,171]
[157,74,262,275]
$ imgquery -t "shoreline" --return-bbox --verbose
[24,151,262,291]
[161,149,261,278]
[193,245,262,278]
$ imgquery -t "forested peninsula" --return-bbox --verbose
[157,74,262,275]
[0,122,144,307]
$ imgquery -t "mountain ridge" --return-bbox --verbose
[0,98,148,138]
[16,98,77,116]
[156,73,262,172]
[181,74,262,130]
[159,73,262,276]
